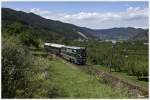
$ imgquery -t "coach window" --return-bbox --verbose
[66,48,72,53]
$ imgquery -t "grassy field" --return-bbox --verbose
[48,57,135,98]
[94,65,148,89]
[29,48,146,98]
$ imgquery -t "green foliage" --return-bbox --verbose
[19,32,40,48]
[2,22,23,35]
[2,36,51,98]
[2,21,41,48]
[2,36,30,98]
[21,57,51,98]
[65,40,148,79]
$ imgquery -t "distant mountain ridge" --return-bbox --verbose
[94,27,148,41]
[2,8,148,42]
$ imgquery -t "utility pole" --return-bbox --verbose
[110,43,115,72]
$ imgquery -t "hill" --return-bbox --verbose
[2,8,148,42]
[94,27,148,41]
[2,8,95,42]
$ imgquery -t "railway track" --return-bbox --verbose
[57,57,148,98]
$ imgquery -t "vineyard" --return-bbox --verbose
[64,40,148,82]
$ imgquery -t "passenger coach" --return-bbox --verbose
[44,43,64,56]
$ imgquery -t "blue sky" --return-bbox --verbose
[2,2,148,13]
[2,1,148,29]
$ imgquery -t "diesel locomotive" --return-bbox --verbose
[44,43,86,65]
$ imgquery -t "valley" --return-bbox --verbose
[2,8,148,98]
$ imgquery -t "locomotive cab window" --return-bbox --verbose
[73,49,77,53]
[76,49,86,57]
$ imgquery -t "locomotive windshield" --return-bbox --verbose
[74,49,86,57]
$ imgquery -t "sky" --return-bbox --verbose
[2,1,149,29]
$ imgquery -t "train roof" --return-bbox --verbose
[44,43,85,49]
[44,43,65,48]
[63,45,85,49]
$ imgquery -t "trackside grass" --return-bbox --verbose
[48,58,134,98]
[29,49,140,98]
[94,65,148,89]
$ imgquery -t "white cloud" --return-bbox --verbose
[124,7,148,20]
[30,7,148,29]
[30,8,52,15]
[14,8,22,11]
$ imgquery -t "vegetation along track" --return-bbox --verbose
[58,56,148,98]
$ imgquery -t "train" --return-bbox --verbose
[44,43,86,65]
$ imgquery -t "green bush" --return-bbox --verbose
[19,32,40,48]
[2,36,30,98]
[2,35,69,98]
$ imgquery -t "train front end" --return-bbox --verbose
[75,48,86,65]
[61,46,86,65]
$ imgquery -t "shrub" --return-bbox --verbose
[2,35,68,98]
[19,32,40,48]
[2,36,30,98]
